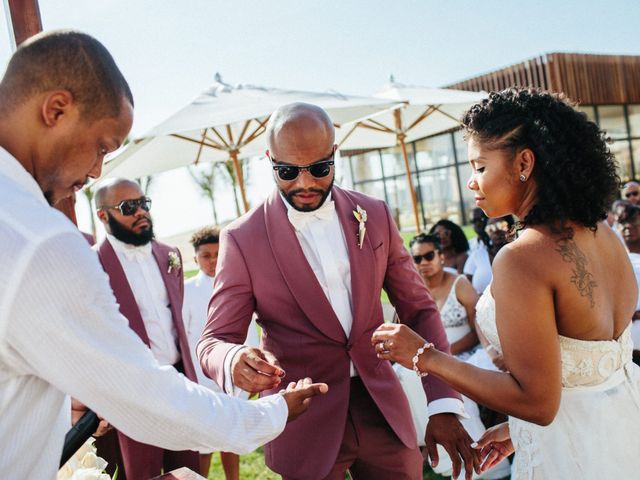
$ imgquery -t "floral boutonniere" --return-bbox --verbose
[352,205,367,249]
[167,251,181,274]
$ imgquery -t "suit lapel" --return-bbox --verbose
[264,190,347,344]
[98,240,151,347]
[151,242,197,382]
[332,187,376,343]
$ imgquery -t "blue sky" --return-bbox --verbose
[1,0,639,238]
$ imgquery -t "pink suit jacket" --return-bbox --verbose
[96,239,199,476]
[198,186,460,480]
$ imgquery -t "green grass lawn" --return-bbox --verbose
[206,448,447,479]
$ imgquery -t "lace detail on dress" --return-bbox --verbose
[475,287,502,355]
[441,276,467,329]
[559,327,633,387]
[475,287,634,388]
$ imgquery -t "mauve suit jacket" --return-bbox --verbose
[198,186,460,479]
[96,239,196,383]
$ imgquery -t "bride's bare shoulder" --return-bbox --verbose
[491,226,566,282]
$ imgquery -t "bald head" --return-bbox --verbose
[265,103,336,212]
[94,178,142,209]
[266,103,334,153]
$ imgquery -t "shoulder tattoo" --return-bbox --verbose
[555,237,597,308]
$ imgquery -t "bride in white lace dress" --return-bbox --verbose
[373,88,640,479]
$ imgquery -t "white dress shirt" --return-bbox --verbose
[106,234,179,366]
[0,148,287,479]
[464,245,492,295]
[184,270,260,392]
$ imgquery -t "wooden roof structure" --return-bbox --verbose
[445,53,640,105]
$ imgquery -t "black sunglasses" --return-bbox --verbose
[413,251,437,263]
[271,153,335,181]
[625,191,639,198]
[101,196,152,216]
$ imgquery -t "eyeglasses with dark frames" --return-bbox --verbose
[412,251,437,263]
[270,152,335,181]
[100,196,152,216]
[625,191,639,199]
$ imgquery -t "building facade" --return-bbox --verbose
[340,53,640,231]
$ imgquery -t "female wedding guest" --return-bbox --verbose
[393,233,511,479]
[410,233,479,358]
[373,88,640,479]
[429,219,470,273]
[464,216,514,295]
[617,203,640,363]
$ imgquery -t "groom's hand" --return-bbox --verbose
[281,378,329,422]
[425,413,480,480]
[231,347,286,394]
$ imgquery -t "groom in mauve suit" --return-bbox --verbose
[198,103,476,480]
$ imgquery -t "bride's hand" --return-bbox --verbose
[474,422,514,472]
[371,324,428,370]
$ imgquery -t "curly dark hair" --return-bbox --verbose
[461,88,620,231]
[428,219,469,253]
[190,225,220,251]
[409,233,441,251]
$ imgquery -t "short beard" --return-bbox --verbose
[281,176,334,212]
[107,212,154,246]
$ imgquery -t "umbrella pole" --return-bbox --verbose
[393,110,421,232]
[230,150,249,213]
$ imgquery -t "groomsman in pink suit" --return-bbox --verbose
[198,103,478,480]
[94,178,200,479]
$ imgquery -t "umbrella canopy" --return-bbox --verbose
[337,80,486,231]
[99,74,400,212]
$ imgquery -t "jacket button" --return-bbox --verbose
[346,343,352,351]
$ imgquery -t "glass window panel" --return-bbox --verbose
[576,105,597,123]
[633,140,640,180]
[414,133,456,171]
[453,130,468,165]
[335,155,352,188]
[457,162,478,225]
[628,105,640,138]
[610,139,633,182]
[385,174,414,231]
[350,152,383,182]
[358,180,386,203]
[598,105,628,139]
[415,166,461,227]
[380,146,410,177]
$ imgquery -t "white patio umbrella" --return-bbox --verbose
[337,79,486,231]
[99,74,400,212]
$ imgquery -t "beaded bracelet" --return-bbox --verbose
[412,342,434,377]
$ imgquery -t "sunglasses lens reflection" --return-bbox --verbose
[120,198,151,215]
[413,251,436,263]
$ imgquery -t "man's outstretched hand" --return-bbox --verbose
[425,413,480,480]
[281,378,329,422]
[231,347,286,394]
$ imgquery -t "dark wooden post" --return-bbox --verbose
[7,0,42,46]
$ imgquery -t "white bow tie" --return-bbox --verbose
[121,244,152,262]
[287,200,336,231]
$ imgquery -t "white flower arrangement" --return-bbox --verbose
[352,205,367,249]
[167,251,181,274]
[57,437,111,480]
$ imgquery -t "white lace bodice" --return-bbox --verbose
[475,288,634,388]
[441,276,468,328]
